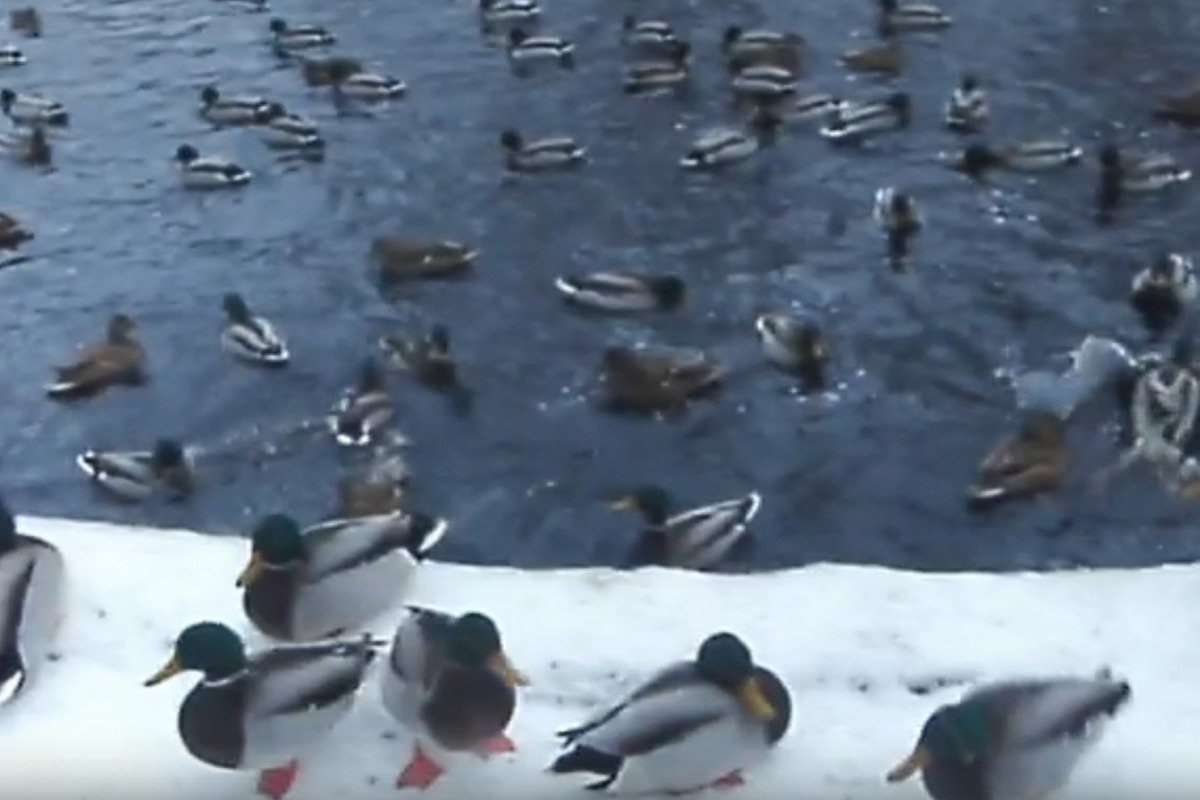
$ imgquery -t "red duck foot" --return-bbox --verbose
[474,733,517,757]
[257,761,301,800]
[396,745,445,790]
[712,771,745,789]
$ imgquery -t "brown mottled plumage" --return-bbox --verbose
[967,412,1068,510]
[371,237,478,281]
[601,346,723,414]
[46,314,146,400]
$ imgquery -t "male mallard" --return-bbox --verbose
[773,92,848,124]
[328,357,395,447]
[622,15,678,54]
[258,103,323,149]
[268,17,333,53]
[144,622,382,800]
[601,345,723,413]
[623,41,690,95]
[0,494,64,706]
[381,608,527,789]
[720,26,804,74]
[237,511,447,642]
[0,88,66,125]
[819,91,911,143]
[0,211,31,249]
[0,44,25,66]
[754,312,829,391]
[680,109,780,169]
[947,141,1082,179]
[1153,88,1200,127]
[554,272,686,313]
[331,69,406,101]
[1130,252,1197,335]
[175,144,252,189]
[874,186,922,270]
[551,632,789,794]
[609,486,761,570]
[839,38,904,77]
[0,123,49,165]
[198,85,272,125]
[730,63,797,104]
[46,313,146,400]
[500,129,586,172]
[9,8,40,37]
[75,438,194,502]
[372,236,478,281]
[967,411,1068,510]
[944,74,987,133]
[1096,143,1192,221]
[300,55,363,87]
[877,0,952,36]
[478,0,540,28]
[507,27,574,74]
[221,292,289,366]
[886,673,1131,800]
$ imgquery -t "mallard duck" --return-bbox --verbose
[886,673,1131,800]
[680,109,780,169]
[76,439,194,502]
[0,211,31,249]
[144,622,382,800]
[257,103,323,149]
[198,85,271,125]
[268,17,333,53]
[819,91,911,143]
[300,55,363,87]
[328,358,395,447]
[967,411,1068,510]
[622,15,678,52]
[609,486,761,570]
[1153,88,1200,127]
[1096,143,1192,220]
[0,44,25,66]
[0,494,63,706]
[840,38,903,76]
[601,345,723,413]
[874,187,922,270]
[944,74,987,133]
[46,313,146,400]
[730,63,797,103]
[0,124,49,165]
[507,27,574,73]
[335,448,409,518]
[774,92,848,124]
[554,272,685,313]
[720,26,804,74]
[500,129,586,172]
[221,292,289,366]
[1130,252,1197,335]
[754,312,828,391]
[623,41,690,95]
[0,88,66,126]
[220,0,269,10]
[8,8,40,37]
[381,608,527,789]
[1129,358,1200,460]
[372,236,478,281]
[175,144,251,189]
[551,632,789,793]
[237,511,447,642]
[877,0,952,35]
[378,325,453,382]
[478,0,540,27]
[948,141,1082,179]
[332,70,406,101]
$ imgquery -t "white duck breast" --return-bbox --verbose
[181,157,252,189]
[0,536,64,706]
[0,45,25,66]
[222,317,290,363]
[755,316,802,369]
[554,273,661,312]
[658,493,761,569]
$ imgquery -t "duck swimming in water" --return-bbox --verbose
[554,271,686,313]
[600,345,723,414]
[506,27,574,75]
[175,144,252,189]
[608,485,762,570]
[947,140,1083,180]
[198,85,272,125]
[967,411,1068,511]
[873,187,922,270]
[1095,142,1191,222]
[328,358,396,447]
[1129,252,1197,336]
[76,438,195,503]
[754,312,829,392]
[220,292,289,366]
[680,109,780,169]
[500,129,586,172]
[820,91,911,143]
[0,88,66,125]
[943,74,987,133]
[720,26,804,74]
[268,17,334,54]
[876,0,952,36]
[623,40,690,95]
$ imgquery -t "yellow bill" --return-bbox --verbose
[490,651,530,687]
[236,552,266,588]
[738,678,776,721]
[144,655,182,687]
[885,748,929,783]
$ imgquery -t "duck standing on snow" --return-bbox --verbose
[0,88,67,125]
[500,129,586,172]
[1,123,50,166]
[258,103,323,149]
[876,0,952,36]
[554,272,686,313]
[268,17,334,54]
[328,357,396,447]
[45,313,146,400]
[381,608,527,790]
[237,511,447,642]
[1096,142,1192,222]
[754,312,829,392]
[967,411,1068,510]
[947,141,1082,180]
[175,144,252,189]
[221,292,289,366]
[874,186,922,270]
[680,109,781,169]
[944,74,987,133]
[608,485,762,570]
[820,91,911,143]
[506,27,574,74]
[1130,252,1197,335]
[886,672,1131,800]
[198,85,272,125]
[75,438,195,502]
[551,632,790,794]
[0,494,64,706]
[601,345,723,413]
[144,622,382,800]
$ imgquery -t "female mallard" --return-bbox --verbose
[198,85,272,125]
[332,69,406,101]
[478,0,540,28]
[874,186,922,270]
[76,438,194,502]
[0,44,25,66]
[1096,143,1192,220]
[9,8,40,37]
[0,494,64,706]
[730,63,797,103]
[175,144,252,189]
[258,103,323,149]
[609,486,761,570]
[220,292,289,366]
[839,38,904,77]
[0,88,66,125]
[0,123,49,165]
[46,313,146,400]
[551,632,789,794]
[372,236,478,281]
[237,511,447,642]
[623,41,690,95]
[500,129,586,172]
[680,109,780,169]
[0,211,31,249]
[381,608,527,789]
[507,28,574,75]
[144,622,382,800]
[754,312,829,392]
[948,141,1083,179]
[601,345,723,413]
[819,91,911,143]
[944,74,987,133]
[268,18,334,53]
[622,15,678,53]
[1130,252,1197,335]
[720,26,804,74]
[328,358,395,447]
[300,55,363,87]
[554,272,686,313]
[967,411,1068,510]
[886,673,1131,800]
[877,0,952,35]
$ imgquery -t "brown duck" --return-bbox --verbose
[839,38,904,77]
[371,237,478,282]
[45,313,146,400]
[1152,88,1200,127]
[601,345,723,413]
[0,212,32,250]
[9,7,40,37]
[967,411,1068,510]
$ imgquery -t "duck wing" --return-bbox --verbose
[661,494,761,568]
[557,661,698,745]
[304,512,443,579]
[78,450,153,483]
[247,636,381,716]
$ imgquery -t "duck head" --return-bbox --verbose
[721,25,743,52]
[0,494,14,554]
[238,513,304,588]
[357,357,386,393]
[222,292,253,324]
[887,700,991,783]
[954,143,1003,178]
[695,632,776,721]
[648,275,686,309]
[145,621,247,686]
[175,144,199,165]
[608,485,672,525]
[499,129,523,152]
[268,17,288,34]
[106,313,137,342]
[508,27,529,47]
[429,324,452,355]
[887,91,913,126]
[0,88,14,114]
[958,73,979,93]
[199,85,220,107]
[449,612,528,687]
[151,437,189,472]
[621,14,636,32]
[262,102,288,122]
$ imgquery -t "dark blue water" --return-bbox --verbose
[3,0,1200,571]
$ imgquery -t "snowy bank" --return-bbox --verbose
[0,516,1194,800]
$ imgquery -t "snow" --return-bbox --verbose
[0,516,1194,800]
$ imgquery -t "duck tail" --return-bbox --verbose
[549,745,621,780]
[405,512,449,559]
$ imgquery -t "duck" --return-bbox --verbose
[680,109,781,169]
[46,313,146,400]
[609,486,762,570]
[773,92,848,125]
[1129,357,1200,462]
[175,144,252,189]
[237,510,447,642]
[1096,143,1192,221]
[754,312,829,392]
[720,26,804,74]
[0,124,49,165]
[622,15,678,53]
[886,673,1131,800]
[876,0,952,36]
[220,0,269,10]
[257,103,323,149]
[268,17,334,53]
[327,358,395,447]
[967,411,1069,510]
[873,186,922,270]
[500,129,586,172]
[381,608,527,789]
[478,0,540,28]
[76,439,194,503]
[601,345,723,414]
[554,272,686,313]
[944,74,987,133]
[0,211,31,249]
[730,63,797,104]
[550,632,789,794]
[8,8,40,38]
[1130,252,1197,335]
[0,44,25,66]
[839,38,904,77]
[335,448,409,518]
[299,55,363,88]
[331,69,406,101]
[1153,88,1200,127]
[0,494,64,706]
[198,85,272,125]
[378,325,459,388]
[372,236,478,281]
[220,292,289,366]
[623,41,690,95]
[507,27,574,74]
[0,88,66,126]
[947,141,1083,179]
[144,622,382,800]
[819,91,911,143]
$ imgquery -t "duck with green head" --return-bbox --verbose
[381,608,528,789]
[76,437,194,502]
[609,485,762,571]
[144,621,382,799]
